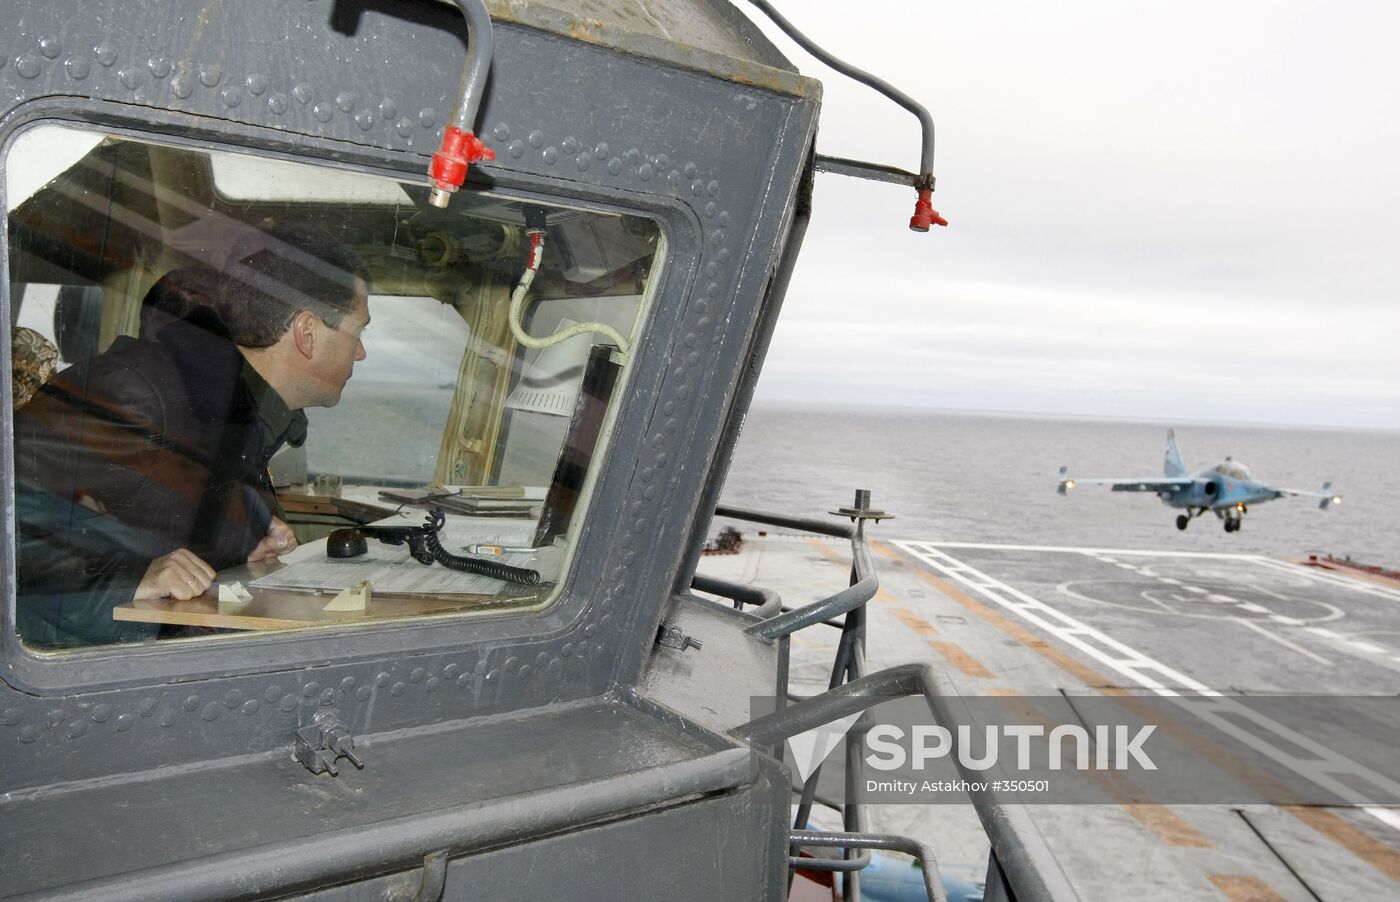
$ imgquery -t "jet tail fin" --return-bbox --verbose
[1163,429,1186,477]
[1057,466,1072,496]
[1319,481,1339,510]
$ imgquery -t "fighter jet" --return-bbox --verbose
[1057,429,1341,532]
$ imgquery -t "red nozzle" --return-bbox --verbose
[909,187,948,232]
[428,126,495,204]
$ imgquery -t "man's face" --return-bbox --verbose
[307,278,370,408]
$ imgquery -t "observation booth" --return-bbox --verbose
[0,1,1069,900]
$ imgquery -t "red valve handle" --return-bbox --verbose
[909,187,948,232]
[428,126,496,200]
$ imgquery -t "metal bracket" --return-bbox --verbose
[293,709,365,777]
[655,623,703,652]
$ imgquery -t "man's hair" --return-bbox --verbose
[218,225,369,349]
[139,266,225,339]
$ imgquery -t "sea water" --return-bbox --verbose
[720,404,1399,567]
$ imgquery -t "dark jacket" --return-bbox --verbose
[14,316,297,647]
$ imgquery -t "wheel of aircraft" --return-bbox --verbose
[1176,514,1189,531]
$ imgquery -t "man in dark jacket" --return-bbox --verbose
[14,228,370,648]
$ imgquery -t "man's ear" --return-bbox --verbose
[290,311,318,360]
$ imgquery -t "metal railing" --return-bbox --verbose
[697,492,1079,902]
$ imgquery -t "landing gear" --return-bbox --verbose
[1223,516,1242,533]
[1176,514,1190,531]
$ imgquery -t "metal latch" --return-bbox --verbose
[656,623,703,652]
[294,709,365,776]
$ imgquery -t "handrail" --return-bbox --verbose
[733,664,1081,902]
[690,573,783,620]
[791,831,945,902]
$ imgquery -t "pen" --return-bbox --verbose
[465,543,537,556]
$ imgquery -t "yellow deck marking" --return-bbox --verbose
[1284,805,1400,886]
[1206,874,1287,901]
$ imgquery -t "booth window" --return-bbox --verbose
[5,124,659,650]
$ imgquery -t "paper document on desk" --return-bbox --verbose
[250,516,537,596]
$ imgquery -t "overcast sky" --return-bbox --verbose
[738,1,1399,429]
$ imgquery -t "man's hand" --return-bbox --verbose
[135,549,216,601]
[247,517,298,562]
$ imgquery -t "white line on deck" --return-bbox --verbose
[1234,617,1334,667]
[894,540,1400,833]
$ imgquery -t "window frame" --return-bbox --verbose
[0,105,695,695]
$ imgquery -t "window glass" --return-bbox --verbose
[6,124,660,650]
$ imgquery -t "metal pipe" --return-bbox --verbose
[691,573,784,620]
[791,831,948,902]
[734,664,1081,902]
[715,503,854,539]
[427,0,495,208]
[789,847,872,873]
[17,749,752,902]
[739,0,933,181]
[747,530,875,640]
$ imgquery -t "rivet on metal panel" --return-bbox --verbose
[690,179,704,196]
[148,55,172,78]
[548,659,561,673]
[264,685,284,703]
[717,211,730,226]
[655,452,669,468]
[542,146,558,165]
[593,142,609,159]
[355,686,372,701]
[443,662,462,678]
[118,66,142,90]
[336,91,356,112]
[607,157,622,175]
[507,139,524,158]
[223,690,244,709]
[137,698,157,716]
[515,665,530,679]
[340,676,357,691]
[242,700,260,715]
[355,110,374,130]
[576,641,589,657]
[396,118,414,137]
[172,73,193,98]
[268,93,288,114]
[65,719,88,738]
[379,99,397,120]
[625,148,640,163]
[200,703,222,722]
[474,659,488,674]
[684,161,698,178]
[418,107,436,127]
[666,170,681,189]
[390,682,407,696]
[246,73,268,95]
[199,65,222,87]
[527,129,544,147]
[485,669,500,682]
[314,102,334,122]
[493,123,510,141]
[16,56,42,79]
[561,644,574,658]
[2,707,21,726]
[302,683,322,699]
[534,652,549,666]
[158,708,178,727]
[410,667,426,683]
[65,57,90,79]
[221,86,242,108]
[182,695,200,712]
[426,677,441,692]
[94,44,118,67]
[623,550,637,566]
[561,136,578,154]
[19,724,40,743]
[292,82,312,104]
[320,688,336,705]
[0,54,8,69]
[278,695,298,713]
[655,153,669,168]
[115,714,135,731]
[38,35,62,59]
[575,153,590,172]
[704,262,718,278]
[504,656,519,671]
[638,163,653,181]
[456,673,471,688]
[697,316,711,331]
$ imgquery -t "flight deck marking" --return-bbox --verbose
[894,540,1400,834]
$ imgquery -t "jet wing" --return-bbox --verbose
[1058,473,1195,495]
[1275,483,1342,509]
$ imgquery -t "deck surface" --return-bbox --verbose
[695,533,1400,901]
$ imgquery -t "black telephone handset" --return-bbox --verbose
[326,509,540,586]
